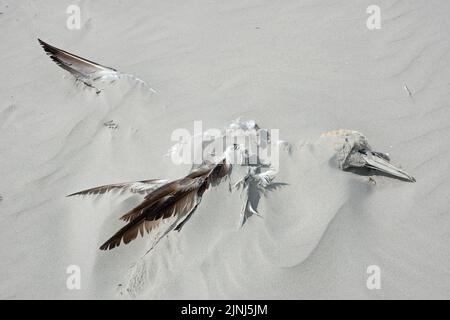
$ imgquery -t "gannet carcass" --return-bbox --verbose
[38,39,153,93]
[322,129,416,182]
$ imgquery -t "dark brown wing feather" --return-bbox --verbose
[208,160,232,186]
[185,165,214,179]
[119,179,183,222]
[100,218,164,250]
[100,179,203,250]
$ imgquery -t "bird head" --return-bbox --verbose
[321,130,416,182]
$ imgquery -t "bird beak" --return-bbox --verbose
[361,151,416,182]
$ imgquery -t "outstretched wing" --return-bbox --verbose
[38,38,117,80]
[100,178,203,250]
[67,179,168,197]
[117,163,223,223]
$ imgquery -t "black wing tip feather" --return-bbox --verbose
[66,190,81,197]
[38,38,72,71]
[99,232,124,250]
[66,191,90,198]
[100,241,118,251]
[66,190,91,197]
[37,38,46,46]
[38,38,58,55]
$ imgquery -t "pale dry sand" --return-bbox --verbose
[0,0,449,299]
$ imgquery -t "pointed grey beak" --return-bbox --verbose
[361,150,416,182]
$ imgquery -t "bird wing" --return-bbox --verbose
[118,163,225,223]
[119,180,182,222]
[100,178,203,250]
[209,161,232,184]
[67,179,168,197]
[38,38,117,79]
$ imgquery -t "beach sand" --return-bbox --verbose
[0,0,449,299]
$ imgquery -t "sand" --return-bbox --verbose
[0,0,449,299]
